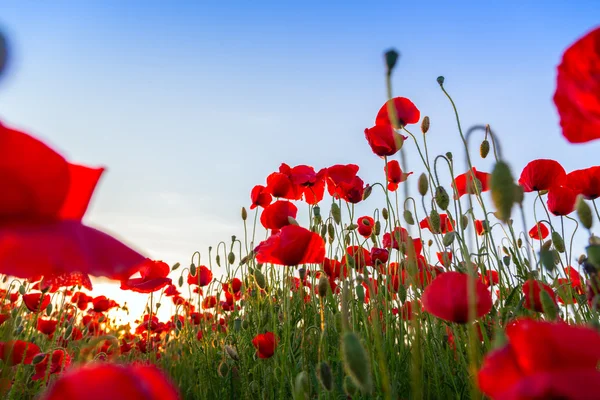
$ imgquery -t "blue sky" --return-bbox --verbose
[0,2,598,319]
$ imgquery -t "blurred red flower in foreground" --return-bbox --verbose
[375,97,420,128]
[422,271,492,323]
[32,349,71,381]
[252,332,277,359]
[40,363,180,400]
[478,318,600,399]
[0,123,145,280]
[553,26,600,143]
[518,159,566,192]
[255,225,325,266]
[522,280,557,312]
[121,259,172,293]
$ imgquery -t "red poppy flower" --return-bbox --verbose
[22,293,51,312]
[260,200,298,230]
[341,246,373,272]
[71,292,91,310]
[0,123,145,281]
[385,160,412,191]
[518,159,566,192]
[225,278,242,294]
[364,124,406,157]
[474,220,486,236]
[565,166,600,200]
[375,97,421,128]
[202,296,217,309]
[436,251,452,267]
[564,266,584,291]
[285,164,327,205]
[357,216,375,237]
[522,280,556,312]
[32,349,71,381]
[188,265,213,287]
[250,185,272,210]
[255,225,325,266]
[382,226,409,250]
[478,318,600,399]
[0,314,9,326]
[419,214,454,234]
[528,222,549,240]
[37,318,58,336]
[0,340,41,366]
[163,284,180,297]
[326,164,365,204]
[400,300,421,321]
[92,296,118,313]
[553,27,600,143]
[121,259,172,294]
[547,185,577,216]
[252,332,277,359]
[482,270,499,287]
[370,247,389,265]
[265,170,301,200]
[400,263,434,289]
[40,363,180,400]
[323,257,347,280]
[452,167,491,198]
[422,271,492,323]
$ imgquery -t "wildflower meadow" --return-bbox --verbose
[0,19,599,400]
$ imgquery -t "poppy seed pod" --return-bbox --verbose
[490,161,515,223]
[331,203,341,225]
[190,263,197,276]
[442,232,456,247]
[384,48,399,75]
[228,252,235,265]
[418,173,429,196]
[429,209,441,234]
[421,116,430,134]
[254,270,266,289]
[435,186,450,210]
[374,220,381,235]
[480,140,490,159]
[318,275,329,298]
[327,223,335,240]
[317,361,333,391]
[241,207,247,221]
[576,196,593,230]
[552,231,565,253]
[341,332,372,394]
[460,214,469,230]
[437,76,445,86]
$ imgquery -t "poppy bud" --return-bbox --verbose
[254,270,266,289]
[343,375,358,397]
[517,238,522,248]
[514,184,525,205]
[374,220,381,235]
[435,186,449,210]
[362,184,373,201]
[294,371,310,400]
[287,216,299,226]
[241,207,247,221]
[384,48,399,75]
[298,267,307,281]
[398,282,407,302]
[576,196,593,230]
[490,161,515,223]
[318,275,329,298]
[327,223,335,240]
[218,361,229,377]
[18,285,25,295]
[551,231,565,253]
[578,254,587,265]
[421,116,430,134]
[540,289,558,320]
[342,332,372,394]
[446,152,453,161]
[480,140,490,159]
[347,223,358,231]
[190,263,197,276]
[382,208,389,220]
[437,76,445,86]
[442,232,455,247]
[178,276,184,287]
[355,284,365,303]
[64,324,73,339]
[45,303,52,316]
[171,262,180,271]
[228,252,236,265]
[32,353,46,365]
[429,209,441,234]
[331,203,342,225]
[320,224,327,239]
[317,361,333,391]
[225,345,239,361]
[418,173,429,196]
[540,248,555,272]
[460,214,469,230]
[216,255,221,267]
